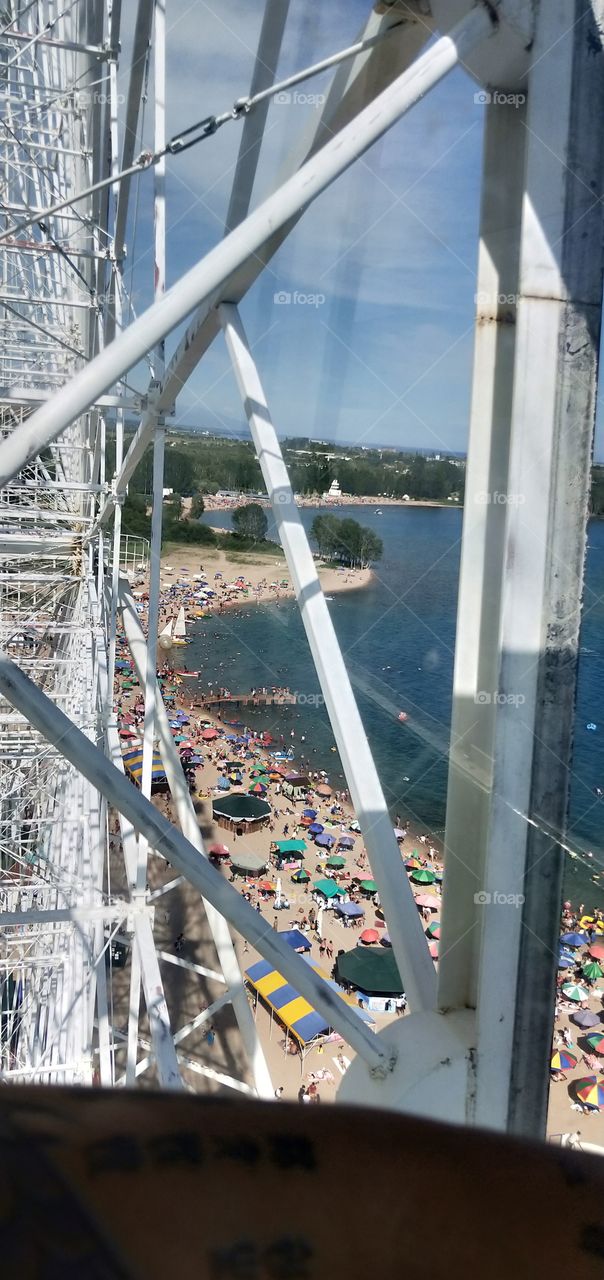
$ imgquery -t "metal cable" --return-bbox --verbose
[0,18,405,244]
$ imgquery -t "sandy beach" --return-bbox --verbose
[160,541,372,609]
[111,550,604,1147]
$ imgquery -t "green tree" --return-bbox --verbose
[190,493,205,519]
[232,502,268,541]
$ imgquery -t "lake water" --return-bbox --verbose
[193,504,604,907]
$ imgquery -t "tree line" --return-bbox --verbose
[310,514,383,568]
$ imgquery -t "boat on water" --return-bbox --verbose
[175,669,199,678]
[375,509,383,516]
[159,607,190,647]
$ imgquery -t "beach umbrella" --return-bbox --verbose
[393,827,405,840]
[258,881,275,894]
[411,868,435,884]
[560,932,589,947]
[338,836,355,849]
[575,1076,604,1108]
[326,855,346,869]
[359,880,377,893]
[316,784,332,797]
[303,808,317,819]
[405,858,421,870]
[586,1034,604,1054]
[589,943,604,961]
[572,1009,600,1028]
[209,843,230,857]
[426,922,441,940]
[381,933,392,947]
[558,952,575,968]
[582,961,603,981]
[561,982,589,1002]
[292,868,310,882]
[428,941,439,959]
[349,820,361,832]
[360,928,379,945]
[315,833,335,848]
[216,776,230,790]
[415,894,440,910]
[202,728,219,741]
[308,823,324,835]
[250,767,268,778]
[551,1049,578,1071]
[248,782,266,794]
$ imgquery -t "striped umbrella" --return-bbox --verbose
[551,1049,577,1071]
[586,1033,604,1055]
[426,922,441,940]
[562,982,589,1002]
[575,1076,604,1108]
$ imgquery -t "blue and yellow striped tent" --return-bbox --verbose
[245,956,374,1045]
[122,746,167,785]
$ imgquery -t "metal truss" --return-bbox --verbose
[0,0,602,1141]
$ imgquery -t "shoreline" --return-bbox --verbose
[160,543,373,612]
[201,494,455,512]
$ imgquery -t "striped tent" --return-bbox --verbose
[245,957,373,1045]
[122,747,167,785]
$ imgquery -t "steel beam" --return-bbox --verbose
[474,0,604,1136]
[0,4,494,492]
[0,650,394,1075]
[220,302,436,1012]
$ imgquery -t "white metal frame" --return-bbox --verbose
[0,0,602,1136]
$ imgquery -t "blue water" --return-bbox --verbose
[193,505,604,905]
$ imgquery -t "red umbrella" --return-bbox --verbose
[209,843,230,857]
[590,943,604,961]
[428,941,439,959]
[360,928,379,944]
[202,728,219,741]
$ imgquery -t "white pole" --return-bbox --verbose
[219,303,436,1012]
[0,5,494,489]
[0,652,392,1074]
[117,576,275,1098]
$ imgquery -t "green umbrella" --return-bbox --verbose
[326,855,346,869]
[561,981,589,1002]
[359,880,377,893]
[250,767,268,779]
[583,961,603,980]
[292,868,310,882]
[411,868,436,884]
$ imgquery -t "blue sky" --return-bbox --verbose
[118,2,604,459]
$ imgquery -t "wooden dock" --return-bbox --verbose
[196,691,297,708]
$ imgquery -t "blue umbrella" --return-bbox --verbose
[303,808,317,819]
[339,836,355,849]
[315,833,335,848]
[308,823,324,834]
[558,952,576,968]
[380,933,392,947]
[572,1009,601,1028]
[560,932,589,947]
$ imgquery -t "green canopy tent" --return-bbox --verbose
[336,947,403,996]
[313,879,346,900]
[273,839,307,854]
